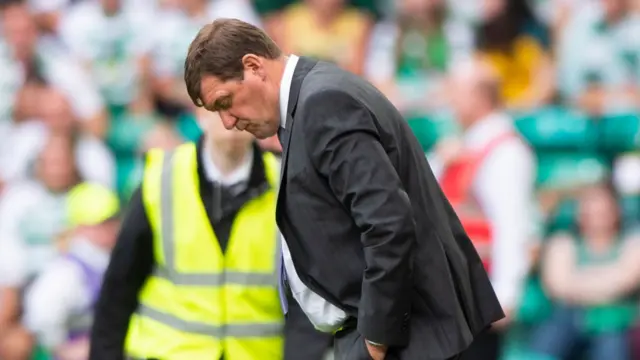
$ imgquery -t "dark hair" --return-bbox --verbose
[476,0,536,52]
[0,0,24,10]
[184,18,282,107]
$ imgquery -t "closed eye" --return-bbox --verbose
[214,96,232,111]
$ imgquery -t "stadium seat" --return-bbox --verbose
[546,199,578,234]
[406,113,459,152]
[620,195,640,230]
[536,152,609,190]
[514,107,598,152]
[598,113,640,154]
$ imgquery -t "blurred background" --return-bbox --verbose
[1,0,640,359]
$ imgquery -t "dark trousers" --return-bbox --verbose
[333,327,464,360]
[528,306,629,360]
[458,328,502,360]
[284,293,334,360]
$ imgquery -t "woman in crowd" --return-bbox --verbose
[529,181,640,360]
[475,0,555,111]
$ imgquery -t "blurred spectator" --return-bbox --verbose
[0,132,82,360]
[475,0,555,112]
[151,0,261,114]
[366,0,474,113]
[0,240,33,360]
[530,181,640,360]
[557,0,640,116]
[0,88,115,188]
[271,0,373,76]
[58,0,155,117]
[119,121,183,201]
[0,132,82,289]
[0,0,107,138]
[431,59,536,360]
[23,183,119,360]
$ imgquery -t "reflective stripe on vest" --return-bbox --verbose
[149,150,279,289]
[136,304,283,338]
[125,143,284,360]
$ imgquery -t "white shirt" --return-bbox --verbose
[0,181,68,286]
[0,120,116,188]
[279,55,348,333]
[201,143,253,186]
[0,39,104,123]
[22,238,110,349]
[430,113,537,310]
[58,1,154,106]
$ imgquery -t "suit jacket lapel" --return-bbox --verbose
[277,57,318,212]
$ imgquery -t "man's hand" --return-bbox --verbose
[365,339,388,360]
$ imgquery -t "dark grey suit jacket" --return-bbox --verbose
[276,57,504,360]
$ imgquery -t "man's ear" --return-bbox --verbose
[241,54,263,74]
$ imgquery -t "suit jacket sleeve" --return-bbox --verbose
[301,89,415,346]
[89,187,154,360]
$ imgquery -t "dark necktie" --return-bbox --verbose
[277,126,288,149]
[276,126,289,314]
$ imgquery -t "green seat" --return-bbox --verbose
[536,152,609,190]
[599,113,640,153]
[106,112,157,157]
[30,345,51,360]
[175,113,203,143]
[546,199,578,234]
[406,113,459,152]
[621,195,640,230]
[514,107,598,152]
[406,117,439,152]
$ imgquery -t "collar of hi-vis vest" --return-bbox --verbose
[194,137,272,201]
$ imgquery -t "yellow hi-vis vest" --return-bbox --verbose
[124,142,284,360]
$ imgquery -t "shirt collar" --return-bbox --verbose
[279,54,299,129]
[201,143,254,187]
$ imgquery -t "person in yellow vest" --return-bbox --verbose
[88,107,286,360]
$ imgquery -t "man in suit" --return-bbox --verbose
[183,18,504,360]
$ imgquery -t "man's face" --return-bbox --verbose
[196,107,254,154]
[448,76,483,127]
[100,0,121,14]
[199,63,280,140]
[601,0,627,19]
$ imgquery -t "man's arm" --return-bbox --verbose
[303,90,415,347]
[89,187,154,360]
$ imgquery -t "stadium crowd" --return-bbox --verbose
[1,0,640,359]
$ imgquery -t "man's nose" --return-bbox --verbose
[219,111,237,130]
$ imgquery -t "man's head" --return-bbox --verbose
[36,133,79,192]
[0,0,38,62]
[448,58,501,128]
[40,89,74,133]
[601,0,629,23]
[100,0,121,15]
[184,18,284,140]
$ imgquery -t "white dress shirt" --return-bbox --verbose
[278,55,348,333]
[430,113,537,311]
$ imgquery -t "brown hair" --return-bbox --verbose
[184,18,282,107]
